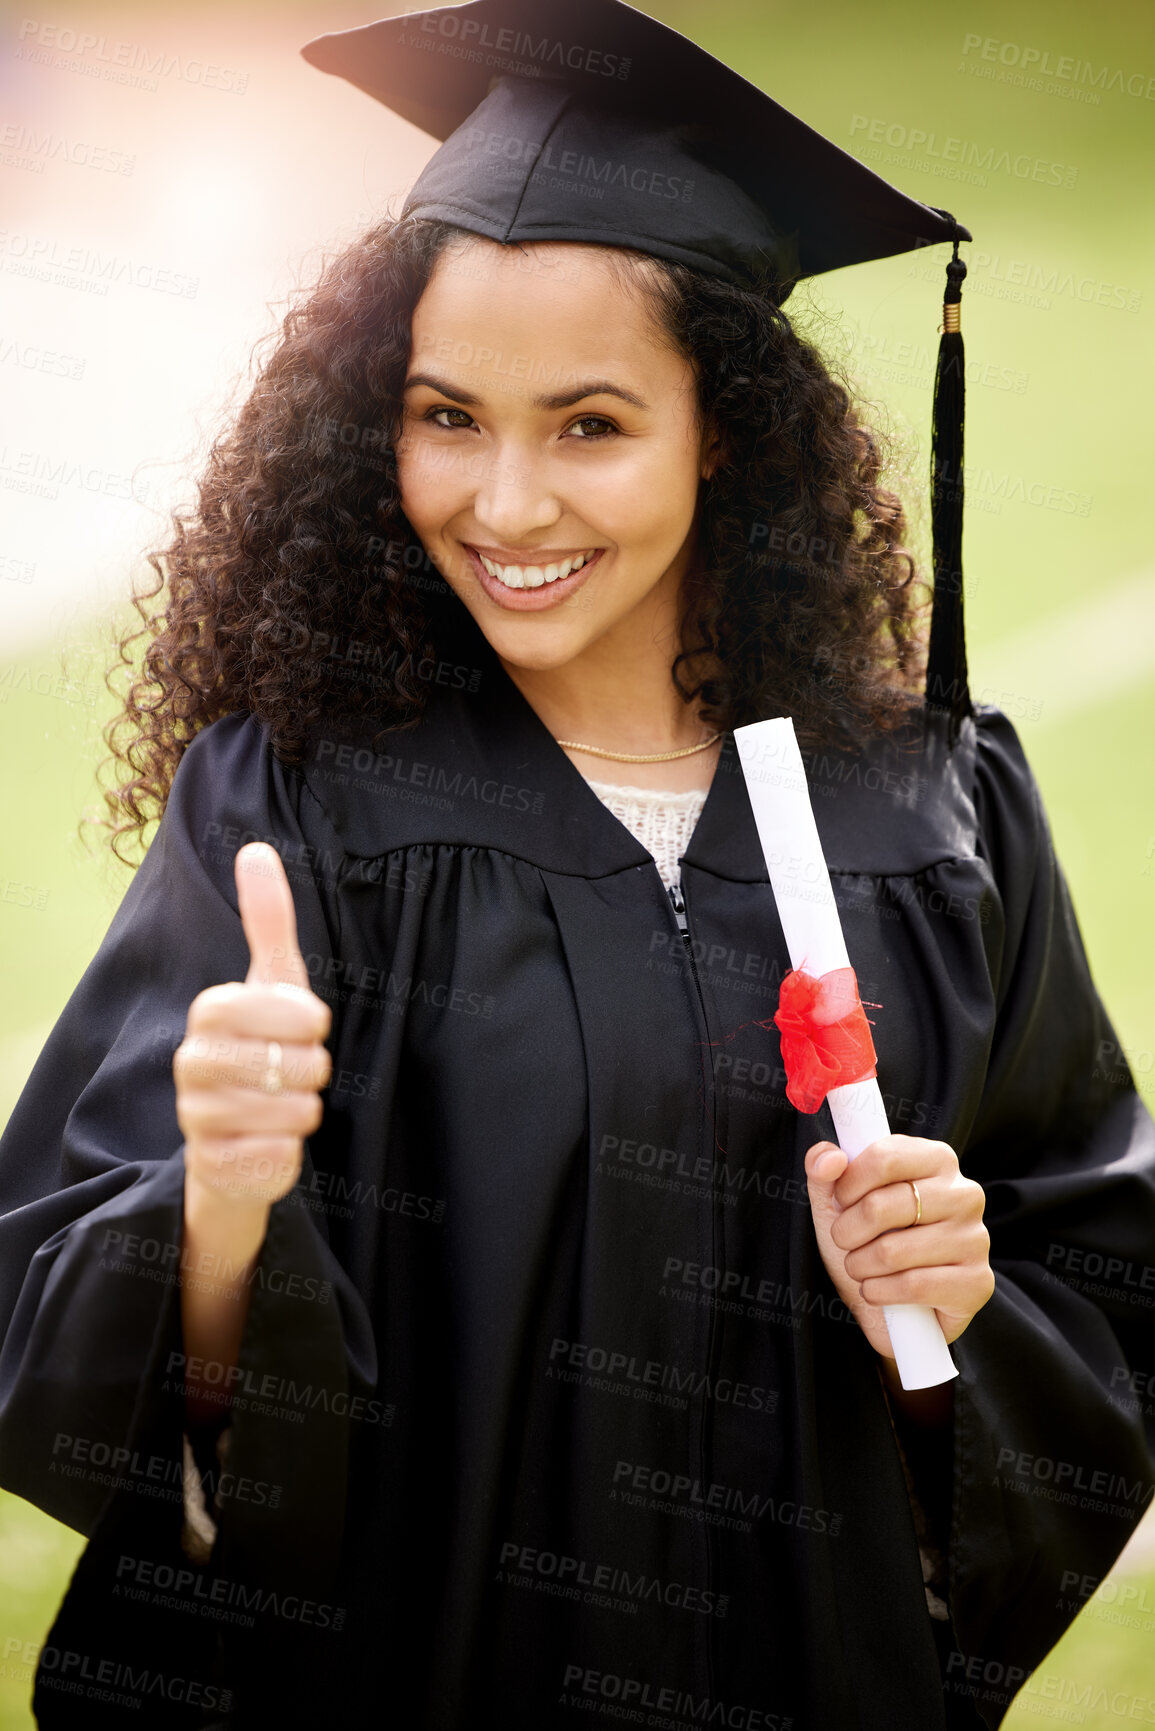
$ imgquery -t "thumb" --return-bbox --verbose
[803,1140,849,1217]
[236,843,311,991]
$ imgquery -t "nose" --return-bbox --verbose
[471,444,562,546]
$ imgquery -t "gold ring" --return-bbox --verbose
[262,1038,285,1094]
[909,1179,922,1227]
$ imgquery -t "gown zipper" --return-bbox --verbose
[667,880,690,942]
[670,865,722,1710]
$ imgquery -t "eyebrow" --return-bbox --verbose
[403,371,650,412]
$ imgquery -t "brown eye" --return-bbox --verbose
[567,416,617,439]
[426,406,475,430]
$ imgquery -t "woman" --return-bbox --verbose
[2,5,1153,1729]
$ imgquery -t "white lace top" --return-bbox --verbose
[583,776,708,903]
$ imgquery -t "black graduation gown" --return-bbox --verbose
[2,612,1153,1731]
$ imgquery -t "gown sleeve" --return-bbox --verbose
[946,707,1155,1721]
[0,712,377,1611]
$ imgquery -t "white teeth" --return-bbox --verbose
[477,549,597,590]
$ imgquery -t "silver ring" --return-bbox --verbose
[262,1038,285,1094]
[909,1179,922,1227]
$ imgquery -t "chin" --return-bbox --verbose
[480,625,591,672]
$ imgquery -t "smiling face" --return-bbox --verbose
[394,236,716,675]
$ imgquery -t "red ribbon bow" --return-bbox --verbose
[773,966,878,1114]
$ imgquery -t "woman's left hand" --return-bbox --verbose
[803,1135,995,1361]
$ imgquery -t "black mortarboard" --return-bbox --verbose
[301,0,972,738]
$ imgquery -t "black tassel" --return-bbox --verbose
[926,235,970,745]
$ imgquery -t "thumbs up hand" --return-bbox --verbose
[175,844,333,1211]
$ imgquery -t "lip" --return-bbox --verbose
[462,544,605,611]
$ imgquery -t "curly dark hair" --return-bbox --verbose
[96,215,927,865]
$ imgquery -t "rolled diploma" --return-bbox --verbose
[733,717,958,1390]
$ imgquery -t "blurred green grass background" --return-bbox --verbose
[2,0,1154,1724]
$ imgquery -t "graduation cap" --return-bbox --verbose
[301,0,972,740]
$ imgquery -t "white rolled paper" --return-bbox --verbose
[733,717,958,1391]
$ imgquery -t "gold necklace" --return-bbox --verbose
[555,731,723,763]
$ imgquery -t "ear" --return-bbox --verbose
[700,420,724,481]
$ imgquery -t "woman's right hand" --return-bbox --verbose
[175,842,332,1211]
